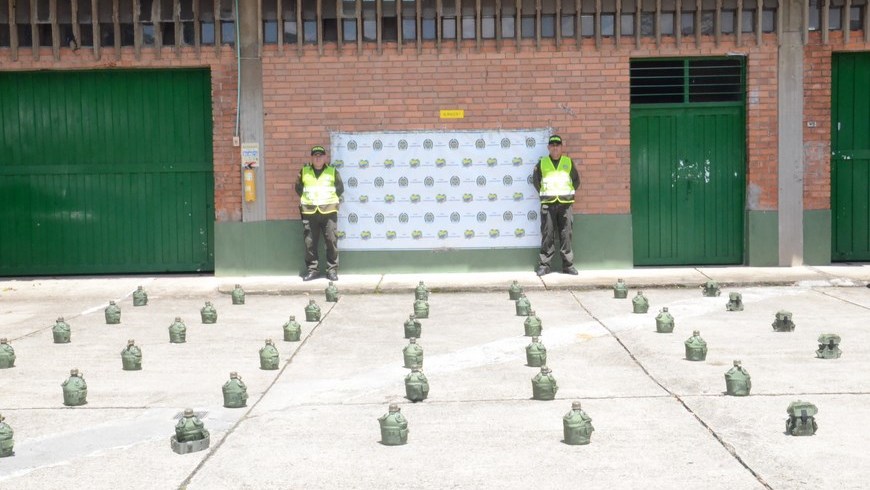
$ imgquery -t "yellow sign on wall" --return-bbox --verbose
[440,109,465,119]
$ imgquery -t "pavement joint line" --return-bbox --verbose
[14,324,64,343]
[695,267,713,280]
[176,298,337,489]
[539,274,550,290]
[288,390,870,409]
[569,291,774,490]
[11,288,143,343]
[681,391,870,397]
[805,266,840,282]
[271,394,677,409]
[11,391,869,413]
[0,406,152,411]
[810,287,870,310]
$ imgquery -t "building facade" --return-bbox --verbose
[0,0,868,275]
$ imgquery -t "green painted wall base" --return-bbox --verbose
[215,214,634,275]
[575,214,633,269]
[747,211,779,266]
[215,221,300,275]
[804,210,832,265]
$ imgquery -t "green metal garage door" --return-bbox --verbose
[630,58,746,266]
[0,69,214,275]
[832,52,870,261]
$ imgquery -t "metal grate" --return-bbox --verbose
[630,59,685,104]
[630,58,744,105]
[688,58,744,103]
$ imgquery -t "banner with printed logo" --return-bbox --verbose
[331,130,549,251]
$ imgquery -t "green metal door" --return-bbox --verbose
[0,69,214,275]
[832,52,870,261]
[630,59,745,265]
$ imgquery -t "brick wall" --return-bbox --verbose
[0,45,242,221]
[0,34,787,223]
[745,41,779,211]
[264,35,780,220]
[804,31,870,211]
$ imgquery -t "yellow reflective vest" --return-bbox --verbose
[539,156,575,204]
[300,165,339,214]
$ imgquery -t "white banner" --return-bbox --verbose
[331,130,549,251]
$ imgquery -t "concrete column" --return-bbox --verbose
[239,0,267,221]
[777,0,804,266]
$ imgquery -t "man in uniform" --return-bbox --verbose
[295,145,344,281]
[531,135,579,276]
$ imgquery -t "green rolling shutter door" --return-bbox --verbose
[0,69,214,275]
[832,52,870,261]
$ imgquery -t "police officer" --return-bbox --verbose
[295,145,344,281]
[532,135,579,276]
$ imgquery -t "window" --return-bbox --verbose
[501,1,515,38]
[322,0,338,42]
[221,20,236,43]
[402,0,417,40]
[220,0,236,44]
[57,0,75,48]
[689,58,743,102]
[263,0,278,43]
[826,0,846,30]
[144,23,157,45]
[762,9,775,32]
[481,0,496,38]
[16,0,33,47]
[721,10,735,33]
[140,0,155,45]
[342,0,357,42]
[541,0,556,38]
[0,4,9,47]
[264,19,279,43]
[461,1,475,38]
[160,0,174,44]
[383,0,398,42]
[201,21,215,44]
[597,14,612,35]
[0,0,784,56]
[581,14,593,36]
[442,1,456,39]
[808,0,820,30]
[561,0,577,37]
[180,0,195,44]
[699,11,714,35]
[520,0,534,38]
[302,0,317,43]
[621,14,634,35]
[620,0,635,36]
[680,8,694,35]
[659,12,674,35]
[741,9,754,33]
[639,0,654,35]
[201,0,216,44]
[851,6,864,30]
[36,0,53,46]
[17,25,33,47]
[631,59,684,104]
[421,0,436,39]
[631,58,744,105]
[77,0,94,46]
[560,16,575,37]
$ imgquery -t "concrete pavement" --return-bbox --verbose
[0,266,869,489]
